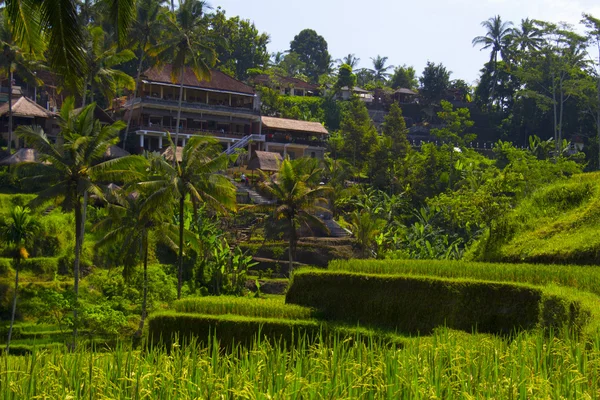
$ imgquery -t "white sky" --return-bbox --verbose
[213,0,600,85]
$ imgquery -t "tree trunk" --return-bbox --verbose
[136,231,149,337]
[552,72,558,153]
[72,193,86,345]
[174,69,185,164]
[123,44,146,149]
[288,219,296,276]
[597,74,600,170]
[6,259,19,355]
[177,195,185,299]
[558,77,564,150]
[7,71,13,153]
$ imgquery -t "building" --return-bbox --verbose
[252,74,319,97]
[126,65,264,153]
[262,116,328,159]
[0,96,56,149]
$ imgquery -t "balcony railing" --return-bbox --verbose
[130,97,260,116]
[133,125,253,139]
[266,136,326,147]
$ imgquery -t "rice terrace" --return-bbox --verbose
[1,0,600,398]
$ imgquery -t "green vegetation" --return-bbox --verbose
[286,269,596,336]
[3,329,600,398]
[173,296,313,320]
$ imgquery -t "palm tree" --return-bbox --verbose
[81,26,135,107]
[2,206,37,354]
[151,0,217,151]
[95,182,177,336]
[0,11,43,153]
[472,15,514,109]
[15,97,134,342]
[337,54,360,69]
[122,0,166,149]
[370,55,393,83]
[5,0,136,89]
[142,135,237,298]
[349,210,385,258]
[251,158,332,275]
[512,18,544,52]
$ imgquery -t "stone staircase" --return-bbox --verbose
[323,219,351,238]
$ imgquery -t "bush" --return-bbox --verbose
[148,312,320,348]
[286,270,592,336]
[0,258,11,275]
[22,258,59,276]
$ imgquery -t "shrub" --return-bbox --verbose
[0,258,11,275]
[22,258,59,276]
[148,312,320,348]
[173,296,313,320]
[286,270,593,336]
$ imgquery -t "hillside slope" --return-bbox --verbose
[481,172,600,265]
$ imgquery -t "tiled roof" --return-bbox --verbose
[262,116,328,135]
[0,148,39,165]
[0,96,54,118]
[395,88,417,95]
[142,65,255,95]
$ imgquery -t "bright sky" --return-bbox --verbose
[213,0,600,85]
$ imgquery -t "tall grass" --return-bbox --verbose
[2,329,600,398]
[173,296,313,320]
[329,259,600,296]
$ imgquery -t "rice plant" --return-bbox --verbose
[329,259,600,296]
[173,296,313,320]
[1,328,600,399]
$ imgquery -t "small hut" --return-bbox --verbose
[247,151,283,172]
[0,97,55,146]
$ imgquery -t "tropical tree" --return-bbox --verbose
[512,18,544,52]
[142,135,237,298]
[251,158,331,275]
[122,0,166,148]
[15,97,130,342]
[370,55,393,83]
[2,206,37,354]
[472,15,514,109]
[95,181,177,336]
[150,0,217,149]
[289,28,331,82]
[390,65,418,89]
[337,53,360,69]
[349,210,385,258]
[5,0,136,89]
[81,26,136,107]
[419,61,451,105]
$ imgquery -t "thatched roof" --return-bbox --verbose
[247,151,283,172]
[161,146,183,162]
[261,116,328,135]
[0,97,54,118]
[0,148,39,165]
[395,88,417,95]
[104,145,130,159]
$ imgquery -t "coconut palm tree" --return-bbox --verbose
[250,158,332,275]
[472,15,514,109]
[150,0,217,151]
[95,182,178,336]
[512,18,544,52]
[141,134,237,298]
[81,26,136,107]
[370,55,393,83]
[2,206,37,354]
[4,0,136,89]
[15,97,136,342]
[122,0,167,149]
[337,53,360,70]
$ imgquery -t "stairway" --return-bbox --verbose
[240,186,275,205]
[323,219,351,238]
[224,134,265,156]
